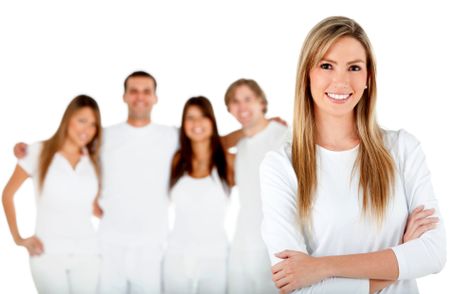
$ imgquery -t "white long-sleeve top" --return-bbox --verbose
[260,129,446,293]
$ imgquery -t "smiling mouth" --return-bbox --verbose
[192,127,204,134]
[326,92,352,102]
[238,112,250,119]
[78,134,88,141]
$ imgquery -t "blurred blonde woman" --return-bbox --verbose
[260,16,446,293]
[3,95,102,294]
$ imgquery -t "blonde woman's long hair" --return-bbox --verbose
[292,16,395,228]
[38,95,102,190]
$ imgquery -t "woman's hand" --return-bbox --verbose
[272,250,328,293]
[271,205,439,293]
[269,116,288,126]
[17,236,44,256]
[92,198,103,218]
[403,205,438,243]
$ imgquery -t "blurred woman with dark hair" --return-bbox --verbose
[163,96,234,294]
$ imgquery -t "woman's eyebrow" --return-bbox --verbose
[320,59,366,65]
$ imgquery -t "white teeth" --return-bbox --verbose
[327,93,351,100]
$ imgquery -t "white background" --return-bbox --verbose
[1,0,449,292]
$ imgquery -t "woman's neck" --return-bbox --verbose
[190,140,212,177]
[315,110,359,151]
[60,139,82,155]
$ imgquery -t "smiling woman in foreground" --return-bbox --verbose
[260,16,446,293]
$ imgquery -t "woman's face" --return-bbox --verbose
[184,105,213,142]
[67,107,98,148]
[309,36,368,118]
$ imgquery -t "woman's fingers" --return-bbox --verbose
[409,218,439,239]
[411,205,424,214]
[35,239,44,254]
[272,260,285,275]
[280,281,295,294]
[272,260,287,275]
[409,214,438,234]
[275,250,296,259]
[416,216,439,226]
[28,237,44,256]
[414,222,439,237]
[406,208,435,233]
[273,269,286,283]
[404,212,439,243]
[29,243,40,256]
[410,208,435,223]
[275,276,290,289]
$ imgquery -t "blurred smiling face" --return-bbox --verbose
[184,105,213,143]
[67,107,97,148]
[309,36,368,118]
[227,85,265,128]
[123,76,157,120]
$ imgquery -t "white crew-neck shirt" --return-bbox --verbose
[98,122,179,245]
[18,142,99,255]
[260,129,446,293]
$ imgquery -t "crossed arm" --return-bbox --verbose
[271,205,437,293]
[260,139,446,294]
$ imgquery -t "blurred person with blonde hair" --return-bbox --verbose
[3,95,102,293]
[224,78,287,294]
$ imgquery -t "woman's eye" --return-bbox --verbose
[320,63,332,70]
[349,65,361,71]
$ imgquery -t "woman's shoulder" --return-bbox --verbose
[382,129,425,168]
[23,141,44,161]
[28,141,44,152]
[17,141,44,176]
[260,142,298,202]
[383,129,421,153]
[261,141,295,179]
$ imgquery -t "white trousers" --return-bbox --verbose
[227,245,277,294]
[163,252,226,294]
[98,240,163,294]
[29,253,100,294]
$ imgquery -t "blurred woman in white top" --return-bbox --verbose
[2,95,102,294]
[260,16,446,293]
[163,96,234,294]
